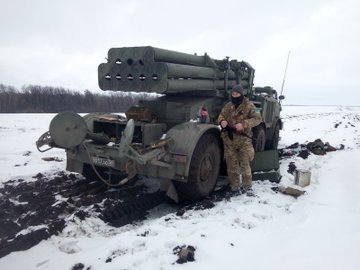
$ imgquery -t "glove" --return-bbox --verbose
[221,125,236,140]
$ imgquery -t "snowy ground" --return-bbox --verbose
[0,106,360,270]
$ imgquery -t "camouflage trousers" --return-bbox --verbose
[222,136,255,191]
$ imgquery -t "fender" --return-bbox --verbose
[166,122,221,178]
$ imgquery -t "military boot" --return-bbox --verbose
[240,186,255,197]
[224,186,241,200]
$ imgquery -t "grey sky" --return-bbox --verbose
[0,0,359,105]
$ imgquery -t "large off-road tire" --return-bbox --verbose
[265,123,280,150]
[175,132,221,203]
[252,125,266,152]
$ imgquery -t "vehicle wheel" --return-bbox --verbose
[252,126,266,152]
[265,123,280,150]
[175,133,221,203]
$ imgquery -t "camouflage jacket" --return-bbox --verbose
[218,98,262,140]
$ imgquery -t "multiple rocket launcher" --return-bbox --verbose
[98,46,254,95]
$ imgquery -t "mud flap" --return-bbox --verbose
[160,179,179,203]
[250,150,281,183]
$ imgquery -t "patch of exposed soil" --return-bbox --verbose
[0,172,164,258]
[279,139,342,159]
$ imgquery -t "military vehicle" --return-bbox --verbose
[37,46,284,203]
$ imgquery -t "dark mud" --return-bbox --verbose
[279,139,342,159]
[0,172,164,258]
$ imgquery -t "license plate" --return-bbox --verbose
[92,156,115,168]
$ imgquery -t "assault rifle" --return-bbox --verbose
[221,125,236,140]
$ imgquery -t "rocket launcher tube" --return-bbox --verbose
[108,46,216,67]
[99,64,249,93]
[99,46,253,94]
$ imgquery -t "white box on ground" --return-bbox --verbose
[294,169,311,187]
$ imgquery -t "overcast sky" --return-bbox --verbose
[0,0,359,105]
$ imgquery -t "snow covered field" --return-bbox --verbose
[0,105,360,270]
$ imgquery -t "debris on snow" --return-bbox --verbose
[173,245,196,264]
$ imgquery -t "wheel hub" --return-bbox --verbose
[200,154,212,182]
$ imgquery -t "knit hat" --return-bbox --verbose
[231,84,245,95]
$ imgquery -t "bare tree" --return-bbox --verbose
[0,84,155,113]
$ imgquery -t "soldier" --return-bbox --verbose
[218,84,262,195]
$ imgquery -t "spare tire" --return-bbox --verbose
[265,123,280,150]
[252,125,266,152]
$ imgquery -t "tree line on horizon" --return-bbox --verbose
[0,84,154,113]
